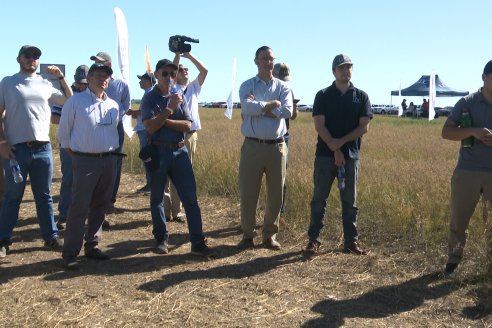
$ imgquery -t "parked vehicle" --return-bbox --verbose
[298,104,313,112]
[434,106,452,118]
[371,104,399,115]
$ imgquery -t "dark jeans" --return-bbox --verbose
[149,145,205,246]
[308,156,360,246]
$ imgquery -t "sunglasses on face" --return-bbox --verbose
[161,70,177,78]
[179,67,188,72]
[23,53,40,60]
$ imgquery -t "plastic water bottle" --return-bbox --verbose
[337,165,345,190]
[460,108,473,148]
[10,159,23,183]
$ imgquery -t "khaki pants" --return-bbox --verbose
[164,131,198,219]
[448,168,492,264]
[239,138,286,239]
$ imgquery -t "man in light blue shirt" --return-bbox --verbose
[237,46,293,251]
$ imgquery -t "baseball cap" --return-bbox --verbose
[90,51,112,62]
[18,45,42,58]
[483,60,492,75]
[332,54,352,70]
[88,63,113,76]
[155,59,178,72]
[137,72,156,84]
[74,65,89,84]
[273,63,290,81]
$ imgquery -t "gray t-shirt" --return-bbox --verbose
[449,88,492,171]
[0,73,64,144]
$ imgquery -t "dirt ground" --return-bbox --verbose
[0,150,490,328]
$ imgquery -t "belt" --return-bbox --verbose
[245,137,284,144]
[18,141,50,148]
[152,140,185,149]
[73,151,115,158]
[188,130,197,134]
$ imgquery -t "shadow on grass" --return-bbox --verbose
[138,250,302,293]
[302,272,461,328]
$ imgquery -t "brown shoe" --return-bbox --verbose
[304,240,321,255]
[263,237,281,250]
[237,238,254,250]
[344,242,367,255]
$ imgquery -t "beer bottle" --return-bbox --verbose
[461,108,474,148]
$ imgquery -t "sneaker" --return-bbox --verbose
[304,240,321,255]
[191,242,216,257]
[85,248,110,260]
[63,256,79,270]
[154,240,169,254]
[443,263,458,278]
[0,245,8,258]
[45,237,64,251]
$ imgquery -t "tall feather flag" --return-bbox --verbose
[145,46,152,74]
[114,7,134,138]
[224,57,237,120]
[429,70,436,121]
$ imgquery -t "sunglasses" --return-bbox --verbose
[23,53,40,60]
[179,67,188,72]
[161,70,177,78]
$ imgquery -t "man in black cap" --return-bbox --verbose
[140,59,214,257]
[133,72,156,192]
[0,45,73,258]
[441,59,492,278]
[304,54,372,257]
[90,51,131,218]
[58,63,120,270]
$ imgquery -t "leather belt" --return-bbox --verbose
[152,140,184,149]
[245,137,284,144]
[73,151,114,158]
[18,141,50,148]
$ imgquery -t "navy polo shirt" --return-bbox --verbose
[140,86,192,143]
[312,81,372,159]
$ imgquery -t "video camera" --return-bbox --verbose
[168,35,199,54]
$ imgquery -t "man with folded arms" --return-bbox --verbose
[58,63,119,270]
[237,46,293,251]
[0,45,72,258]
[140,58,214,257]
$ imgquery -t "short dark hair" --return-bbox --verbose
[255,46,271,59]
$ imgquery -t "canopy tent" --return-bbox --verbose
[391,75,469,97]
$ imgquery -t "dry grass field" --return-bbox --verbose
[0,109,490,327]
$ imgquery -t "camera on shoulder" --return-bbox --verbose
[168,35,199,54]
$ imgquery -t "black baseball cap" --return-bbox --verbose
[332,54,352,70]
[155,59,178,72]
[137,72,156,84]
[18,45,41,58]
[88,63,113,76]
[483,60,492,75]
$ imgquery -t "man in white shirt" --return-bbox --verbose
[58,63,120,270]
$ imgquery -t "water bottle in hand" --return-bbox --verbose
[337,165,345,190]
[10,159,23,183]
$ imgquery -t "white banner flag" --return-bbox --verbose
[114,7,134,138]
[429,70,436,121]
[224,57,237,120]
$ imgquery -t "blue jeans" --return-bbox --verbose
[308,156,360,246]
[111,121,124,203]
[137,130,150,186]
[0,143,57,244]
[149,146,205,246]
[58,147,73,220]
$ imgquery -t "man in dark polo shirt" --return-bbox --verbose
[304,54,372,257]
[140,58,214,257]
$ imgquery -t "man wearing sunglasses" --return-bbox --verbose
[58,63,120,270]
[0,45,73,258]
[162,52,209,223]
[140,59,214,257]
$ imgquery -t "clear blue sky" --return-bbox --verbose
[1,0,491,108]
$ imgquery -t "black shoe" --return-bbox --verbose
[136,184,150,193]
[304,240,321,256]
[237,238,254,250]
[45,237,64,251]
[154,240,169,254]
[85,248,110,260]
[443,263,458,278]
[56,217,66,230]
[63,256,79,270]
[344,241,367,255]
[191,242,216,257]
[172,216,186,223]
[0,245,9,258]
